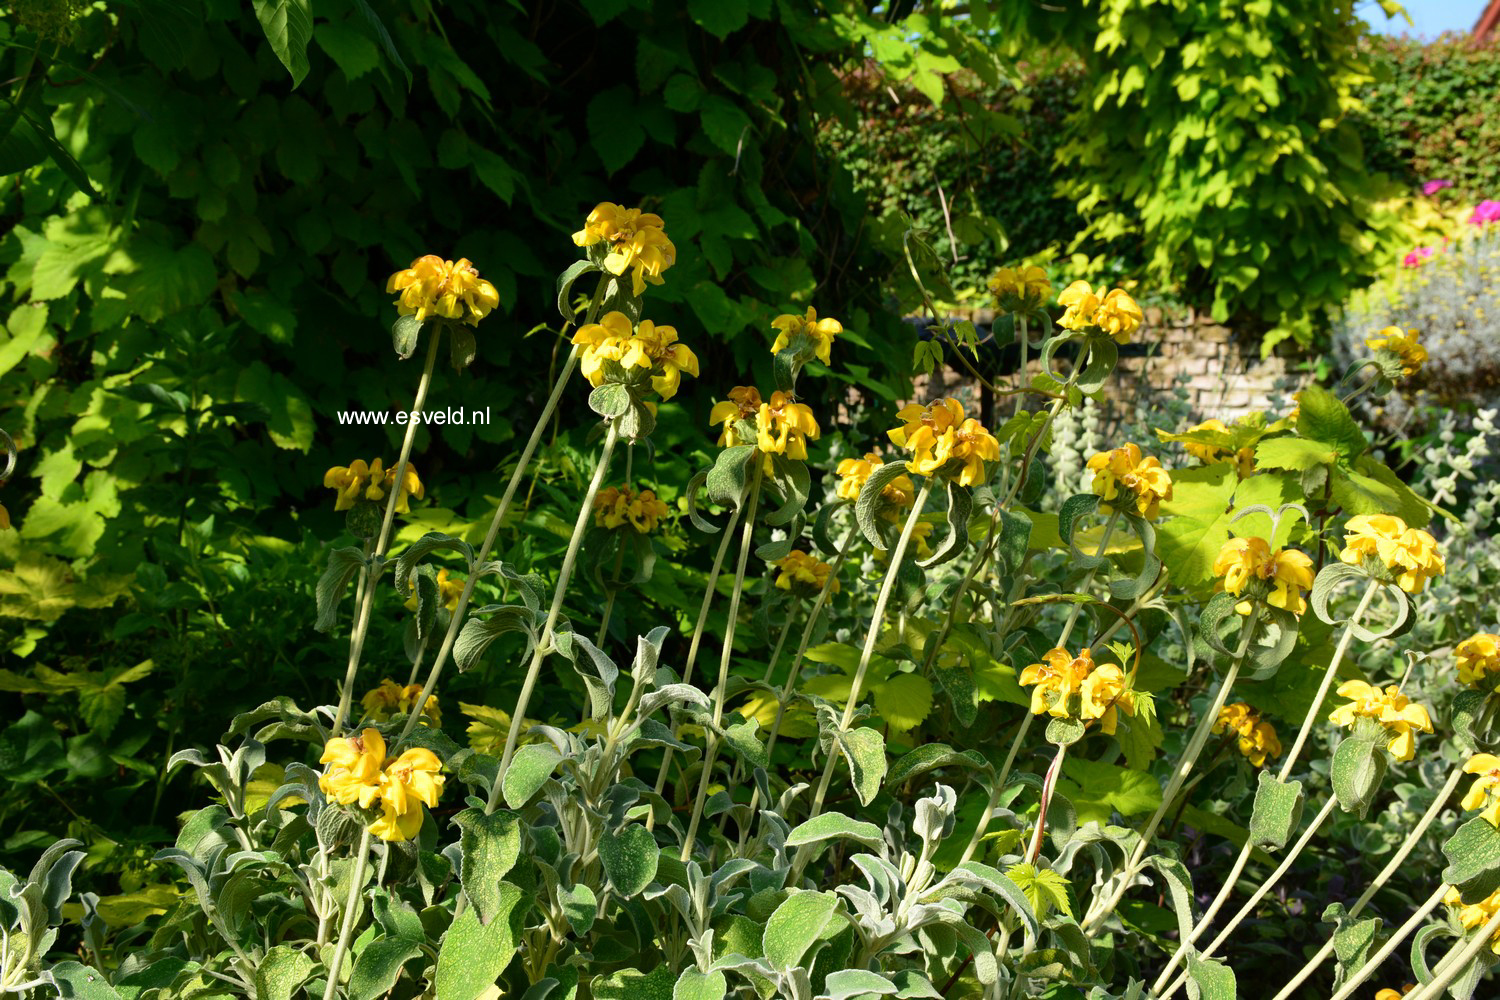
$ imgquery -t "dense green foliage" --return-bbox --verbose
[0,0,1003,843]
[1358,33,1500,202]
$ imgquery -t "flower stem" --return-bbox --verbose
[1268,765,1465,1000]
[958,712,1035,866]
[1025,740,1068,863]
[1277,579,1381,780]
[734,527,857,851]
[805,480,935,826]
[1158,795,1339,999]
[1057,509,1120,648]
[680,463,764,861]
[1080,607,1261,936]
[1370,885,1481,1000]
[485,420,621,810]
[391,280,607,752]
[646,477,753,832]
[1140,581,1381,978]
[332,328,442,737]
[321,826,372,1000]
[1324,885,1448,1000]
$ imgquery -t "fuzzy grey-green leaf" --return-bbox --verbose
[763,890,839,973]
[598,824,659,898]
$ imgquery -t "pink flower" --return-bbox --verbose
[1471,200,1500,226]
[1402,246,1437,268]
[1423,179,1454,195]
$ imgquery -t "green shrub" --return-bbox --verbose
[1357,33,1500,203]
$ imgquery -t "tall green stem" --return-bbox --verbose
[1277,579,1380,779]
[1269,766,1466,1000]
[1397,893,1500,1000]
[321,827,372,1000]
[392,280,607,751]
[680,463,763,861]
[1141,580,1381,980]
[646,477,752,831]
[1081,607,1261,936]
[805,480,934,826]
[485,420,621,808]
[332,329,442,736]
[1158,796,1339,999]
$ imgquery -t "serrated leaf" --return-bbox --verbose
[874,673,933,732]
[453,809,522,925]
[251,0,314,86]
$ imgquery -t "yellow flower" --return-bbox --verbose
[386,255,500,327]
[360,679,441,727]
[1212,537,1273,597]
[572,312,699,400]
[323,459,374,511]
[1267,548,1315,615]
[1443,886,1500,955]
[1364,326,1427,376]
[770,307,843,364]
[1079,660,1135,735]
[1212,702,1281,767]
[709,387,763,448]
[988,265,1051,311]
[1338,514,1445,594]
[1462,753,1500,827]
[403,568,465,613]
[1057,281,1102,332]
[1058,282,1142,343]
[1086,443,1173,520]
[1094,289,1144,344]
[1374,985,1414,999]
[368,748,444,843]
[593,485,671,534]
[366,459,423,515]
[1019,647,1134,733]
[1456,633,1500,687]
[773,550,839,596]
[571,203,676,296]
[1328,680,1433,762]
[758,391,820,461]
[318,729,385,809]
[1211,538,1315,615]
[1182,419,1255,478]
[887,397,1001,487]
[835,451,916,509]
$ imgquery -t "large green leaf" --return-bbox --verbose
[763,891,839,973]
[252,0,314,87]
[453,809,522,925]
[1156,465,1238,588]
[433,890,525,1000]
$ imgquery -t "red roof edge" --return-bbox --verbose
[1477,0,1500,39]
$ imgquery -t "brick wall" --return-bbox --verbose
[910,306,1304,423]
